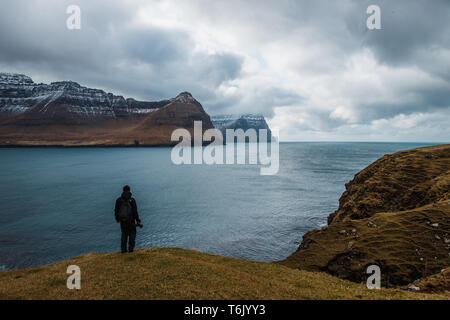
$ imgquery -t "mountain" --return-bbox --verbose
[211,114,272,142]
[0,73,213,146]
[281,144,450,288]
[0,73,169,125]
[129,92,216,145]
[138,92,212,128]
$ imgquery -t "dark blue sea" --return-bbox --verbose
[0,142,435,270]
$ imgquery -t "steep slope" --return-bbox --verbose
[138,92,213,128]
[114,92,216,146]
[0,248,446,300]
[406,267,449,294]
[0,73,47,117]
[0,73,167,124]
[281,145,450,287]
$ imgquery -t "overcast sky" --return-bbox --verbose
[0,0,449,141]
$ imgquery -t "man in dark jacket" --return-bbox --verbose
[114,185,142,253]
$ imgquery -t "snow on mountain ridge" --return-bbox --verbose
[172,92,198,104]
[0,73,176,120]
[0,73,34,85]
[211,114,269,129]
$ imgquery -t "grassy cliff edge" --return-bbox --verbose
[0,248,447,300]
[281,144,450,292]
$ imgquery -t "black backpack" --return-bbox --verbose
[117,199,133,222]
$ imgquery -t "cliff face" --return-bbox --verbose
[138,92,213,128]
[211,114,272,142]
[327,146,450,225]
[0,73,213,146]
[127,92,215,146]
[0,73,169,124]
[281,145,450,287]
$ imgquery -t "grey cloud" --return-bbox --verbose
[348,83,450,125]
[122,28,191,65]
[360,0,450,65]
[0,0,449,140]
[0,0,245,103]
[208,87,303,118]
[194,53,244,86]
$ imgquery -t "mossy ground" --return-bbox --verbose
[280,202,450,286]
[0,248,447,300]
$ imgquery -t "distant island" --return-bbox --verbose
[0,73,272,147]
[211,114,272,142]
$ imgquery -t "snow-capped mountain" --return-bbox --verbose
[0,73,169,124]
[0,74,215,146]
[171,92,199,105]
[211,114,271,132]
[211,114,272,142]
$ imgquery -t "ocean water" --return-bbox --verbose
[0,142,435,270]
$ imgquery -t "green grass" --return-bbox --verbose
[0,248,447,300]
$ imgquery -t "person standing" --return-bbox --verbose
[114,185,143,253]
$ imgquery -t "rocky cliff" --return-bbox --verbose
[0,73,213,146]
[211,114,272,142]
[0,73,169,124]
[281,144,450,289]
[127,92,216,146]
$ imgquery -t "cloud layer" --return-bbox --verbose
[0,0,449,141]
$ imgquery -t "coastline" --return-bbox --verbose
[0,144,448,298]
[281,144,450,292]
[0,143,178,148]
